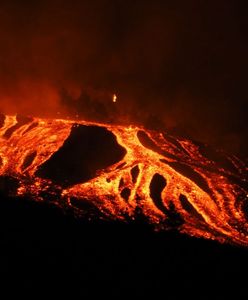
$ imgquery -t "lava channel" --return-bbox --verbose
[0,114,247,246]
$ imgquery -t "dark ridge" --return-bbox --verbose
[120,187,131,201]
[215,186,236,217]
[16,114,33,124]
[149,173,167,215]
[230,155,247,172]
[131,165,140,184]
[166,161,211,195]
[164,201,184,228]
[3,114,33,139]
[194,141,239,173]
[119,178,124,189]
[22,122,39,135]
[135,193,142,201]
[115,162,126,170]
[228,221,248,238]
[21,151,37,171]
[0,191,248,298]
[235,193,248,234]
[160,158,171,164]
[226,175,248,192]
[241,199,248,222]
[0,113,5,127]
[162,132,189,156]
[36,125,126,187]
[161,158,247,193]
[3,125,21,139]
[137,130,157,150]
[179,194,205,222]
[137,130,177,160]
[38,190,61,203]
[0,176,19,197]
[69,197,102,215]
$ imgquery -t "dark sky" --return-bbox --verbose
[0,0,247,156]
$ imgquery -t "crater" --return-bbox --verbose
[36,125,126,187]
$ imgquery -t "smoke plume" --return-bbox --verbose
[0,0,247,156]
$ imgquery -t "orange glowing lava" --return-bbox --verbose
[0,114,247,246]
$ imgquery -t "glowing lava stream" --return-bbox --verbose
[0,114,247,246]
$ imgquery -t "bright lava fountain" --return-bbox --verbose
[0,114,247,246]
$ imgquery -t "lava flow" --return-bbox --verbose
[0,113,247,246]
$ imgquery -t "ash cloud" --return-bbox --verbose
[0,0,247,157]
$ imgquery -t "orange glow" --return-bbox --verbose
[0,114,247,247]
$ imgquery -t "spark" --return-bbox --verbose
[113,94,117,103]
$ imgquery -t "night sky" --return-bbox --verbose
[0,0,247,156]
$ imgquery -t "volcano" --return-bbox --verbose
[0,113,247,247]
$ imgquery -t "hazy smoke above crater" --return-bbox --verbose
[0,0,247,156]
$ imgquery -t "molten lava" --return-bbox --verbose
[0,114,247,246]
